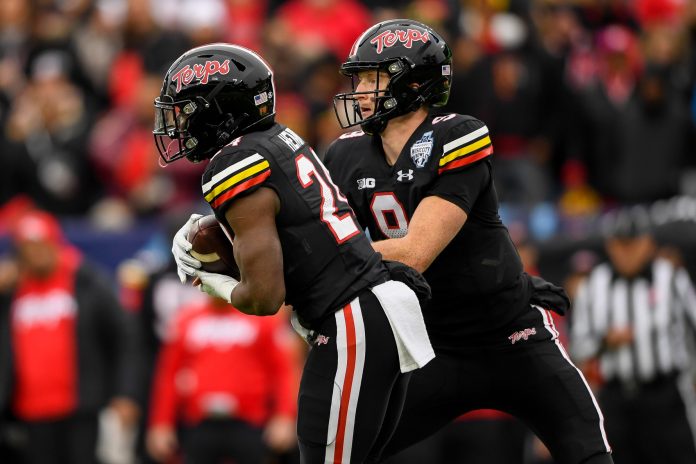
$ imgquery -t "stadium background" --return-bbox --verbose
[0,0,696,463]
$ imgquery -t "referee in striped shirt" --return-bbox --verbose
[571,206,696,464]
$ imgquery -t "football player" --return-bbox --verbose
[157,44,434,464]
[325,19,614,464]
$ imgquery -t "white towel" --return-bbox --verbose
[371,280,435,373]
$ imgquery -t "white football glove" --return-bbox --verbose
[172,213,203,283]
[195,270,239,304]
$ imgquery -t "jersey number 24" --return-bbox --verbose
[295,152,360,244]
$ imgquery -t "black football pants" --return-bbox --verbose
[379,306,613,464]
[297,289,411,464]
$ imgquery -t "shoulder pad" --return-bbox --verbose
[212,136,248,159]
[431,113,481,129]
[324,131,368,167]
[202,149,271,210]
[437,116,493,174]
[431,113,459,126]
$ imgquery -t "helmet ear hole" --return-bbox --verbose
[215,113,248,147]
[216,117,234,146]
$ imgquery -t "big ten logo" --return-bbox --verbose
[357,178,376,190]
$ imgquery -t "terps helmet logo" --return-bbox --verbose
[171,59,231,93]
[370,29,430,54]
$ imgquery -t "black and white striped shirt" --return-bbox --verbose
[571,258,696,384]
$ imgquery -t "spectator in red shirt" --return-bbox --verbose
[270,0,372,62]
[147,297,300,464]
[0,210,141,464]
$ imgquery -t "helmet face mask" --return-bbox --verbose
[153,44,276,164]
[333,19,452,135]
[153,94,207,164]
[334,59,404,132]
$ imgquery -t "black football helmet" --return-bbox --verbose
[334,19,452,135]
[154,43,276,164]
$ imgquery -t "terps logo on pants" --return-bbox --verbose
[171,60,231,92]
[508,327,536,345]
[370,29,430,54]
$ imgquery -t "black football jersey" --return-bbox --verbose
[201,123,387,326]
[324,112,532,349]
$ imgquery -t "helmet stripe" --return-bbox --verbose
[349,26,376,57]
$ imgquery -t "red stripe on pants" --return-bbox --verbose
[334,303,357,464]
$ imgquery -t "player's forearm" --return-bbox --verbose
[228,283,260,315]
[371,237,432,273]
[373,196,466,273]
[230,281,284,316]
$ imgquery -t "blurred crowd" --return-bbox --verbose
[1,0,696,463]
[0,0,694,231]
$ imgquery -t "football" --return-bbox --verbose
[186,215,240,280]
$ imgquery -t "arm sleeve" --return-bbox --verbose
[436,117,492,175]
[202,149,272,216]
[425,118,493,213]
[426,161,490,214]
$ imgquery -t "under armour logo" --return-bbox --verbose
[314,335,330,346]
[396,169,414,182]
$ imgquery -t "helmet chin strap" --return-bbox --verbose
[360,89,420,135]
[361,76,446,135]
[361,115,388,135]
[415,76,448,106]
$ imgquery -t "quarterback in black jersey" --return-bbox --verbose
[156,44,434,464]
[325,20,614,464]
